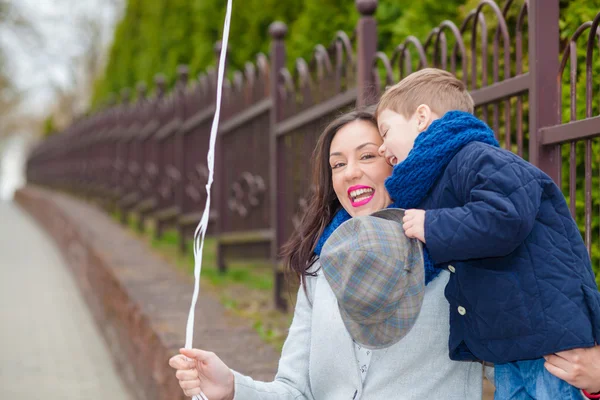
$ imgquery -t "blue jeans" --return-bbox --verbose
[494,358,582,400]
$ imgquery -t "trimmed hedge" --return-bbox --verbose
[91,0,466,106]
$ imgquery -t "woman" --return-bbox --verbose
[169,109,489,399]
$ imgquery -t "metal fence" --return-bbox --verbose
[26,0,600,310]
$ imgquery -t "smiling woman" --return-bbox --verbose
[169,107,491,399]
[283,108,391,284]
[329,119,392,217]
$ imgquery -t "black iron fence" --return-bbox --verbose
[26,0,600,309]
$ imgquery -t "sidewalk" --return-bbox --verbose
[0,200,132,400]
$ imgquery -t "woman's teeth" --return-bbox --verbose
[350,188,373,201]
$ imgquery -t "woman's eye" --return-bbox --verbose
[331,162,345,169]
[361,153,375,160]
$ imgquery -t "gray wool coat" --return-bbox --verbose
[232,267,492,400]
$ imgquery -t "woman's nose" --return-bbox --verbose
[344,161,362,180]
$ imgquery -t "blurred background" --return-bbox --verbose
[1,0,597,196]
[0,0,122,199]
[2,1,600,399]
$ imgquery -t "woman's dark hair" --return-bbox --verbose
[280,106,378,289]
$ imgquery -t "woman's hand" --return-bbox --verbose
[169,348,235,400]
[544,345,600,393]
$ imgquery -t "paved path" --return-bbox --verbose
[0,201,132,400]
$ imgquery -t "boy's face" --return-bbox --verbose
[377,106,438,166]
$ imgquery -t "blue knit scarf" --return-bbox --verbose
[314,111,499,284]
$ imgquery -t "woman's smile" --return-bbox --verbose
[348,185,375,207]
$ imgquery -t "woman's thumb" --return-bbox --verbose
[180,347,212,362]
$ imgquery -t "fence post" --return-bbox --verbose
[528,0,560,183]
[106,93,117,212]
[175,65,189,252]
[269,21,288,311]
[138,75,166,231]
[131,82,147,209]
[355,0,378,106]
[214,40,229,273]
[119,88,131,224]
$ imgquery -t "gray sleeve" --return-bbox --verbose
[232,276,316,400]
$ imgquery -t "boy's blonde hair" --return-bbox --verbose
[376,68,474,118]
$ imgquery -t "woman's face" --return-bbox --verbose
[329,120,393,217]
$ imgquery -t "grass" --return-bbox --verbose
[110,210,293,351]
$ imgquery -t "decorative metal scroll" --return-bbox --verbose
[227,172,266,217]
[158,165,181,199]
[140,162,159,192]
[185,163,210,203]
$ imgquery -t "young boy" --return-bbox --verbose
[375,68,600,399]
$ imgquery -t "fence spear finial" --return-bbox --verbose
[269,21,288,40]
[136,82,147,100]
[120,88,131,104]
[356,0,378,16]
[177,65,189,88]
[154,74,167,98]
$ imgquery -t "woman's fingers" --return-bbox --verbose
[543,353,571,372]
[179,378,201,390]
[544,360,568,381]
[176,368,199,381]
[169,354,195,370]
[554,347,584,363]
[180,347,215,363]
[171,348,233,400]
[183,387,203,397]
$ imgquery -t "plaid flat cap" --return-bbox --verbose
[320,208,425,349]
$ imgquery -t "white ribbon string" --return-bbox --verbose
[184,1,232,399]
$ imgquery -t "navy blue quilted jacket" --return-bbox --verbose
[421,141,600,364]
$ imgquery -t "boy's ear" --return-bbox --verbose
[415,104,433,132]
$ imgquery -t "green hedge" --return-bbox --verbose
[94,1,598,105]
[91,0,466,107]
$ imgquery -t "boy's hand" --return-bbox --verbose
[403,209,426,243]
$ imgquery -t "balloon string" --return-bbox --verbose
[184,1,233,399]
